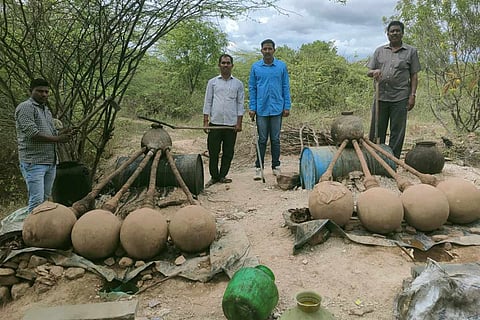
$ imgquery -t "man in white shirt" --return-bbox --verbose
[203,54,245,188]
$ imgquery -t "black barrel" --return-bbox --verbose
[52,161,92,206]
[112,154,204,195]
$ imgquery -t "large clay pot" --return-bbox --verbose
[330,111,364,146]
[405,141,445,174]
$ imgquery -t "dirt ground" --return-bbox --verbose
[1,126,480,320]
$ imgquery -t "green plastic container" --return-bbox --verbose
[222,265,279,320]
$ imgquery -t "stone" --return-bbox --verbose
[1,261,19,269]
[431,235,449,242]
[11,282,31,300]
[34,283,51,294]
[16,269,37,281]
[174,255,186,266]
[405,226,417,235]
[18,260,28,269]
[27,255,48,269]
[0,268,20,286]
[65,267,85,280]
[36,276,56,286]
[141,274,153,281]
[0,286,11,304]
[118,257,134,268]
[134,261,145,268]
[104,257,116,266]
[6,300,143,320]
[50,266,64,278]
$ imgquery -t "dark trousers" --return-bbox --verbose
[369,98,408,158]
[207,124,237,180]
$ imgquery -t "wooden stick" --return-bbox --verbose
[319,139,348,182]
[360,139,412,192]
[363,138,438,186]
[135,272,181,295]
[101,149,155,213]
[352,139,379,189]
[144,149,162,209]
[165,148,198,205]
[374,80,380,144]
[71,147,147,217]
[137,115,234,130]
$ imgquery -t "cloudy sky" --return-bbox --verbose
[217,0,400,61]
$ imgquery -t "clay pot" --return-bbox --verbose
[71,209,122,260]
[141,127,172,150]
[436,178,480,224]
[405,141,445,174]
[120,207,168,260]
[22,201,77,249]
[401,184,449,231]
[169,205,216,253]
[308,181,354,227]
[330,111,364,146]
[357,187,404,234]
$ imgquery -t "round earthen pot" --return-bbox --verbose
[22,201,77,249]
[120,207,168,260]
[405,141,445,174]
[169,205,216,253]
[308,181,354,227]
[436,178,480,224]
[401,184,449,231]
[330,111,364,145]
[357,187,404,234]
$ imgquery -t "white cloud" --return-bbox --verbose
[217,0,400,60]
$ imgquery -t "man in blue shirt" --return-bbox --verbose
[249,39,291,180]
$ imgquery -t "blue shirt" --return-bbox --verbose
[248,58,291,116]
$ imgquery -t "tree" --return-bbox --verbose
[0,0,280,179]
[397,0,480,132]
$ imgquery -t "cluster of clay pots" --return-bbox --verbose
[308,113,480,234]
[23,126,218,261]
[22,201,216,261]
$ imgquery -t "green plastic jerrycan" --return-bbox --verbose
[222,265,279,320]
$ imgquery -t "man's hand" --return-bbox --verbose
[369,69,382,81]
[407,95,416,111]
[235,123,242,132]
[283,110,290,117]
[249,111,256,122]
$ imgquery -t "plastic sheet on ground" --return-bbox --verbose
[394,259,480,320]
[0,209,258,283]
[283,209,480,253]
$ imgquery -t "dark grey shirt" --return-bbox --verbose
[15,97,57,164]
[367,43,421,102]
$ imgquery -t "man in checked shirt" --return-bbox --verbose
[15,78,75,212]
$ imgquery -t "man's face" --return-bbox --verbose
[31,86,49,104]
[219,56,233,73]
[387,25,403,43]
[261,43,275,59]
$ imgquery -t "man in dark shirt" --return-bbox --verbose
[367,21,421,158]
[15,78,73,212]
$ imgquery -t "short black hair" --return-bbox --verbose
[218,54,233,64]
[30,78,50,91]
[387,21,404,33]
[261,39,275,49]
